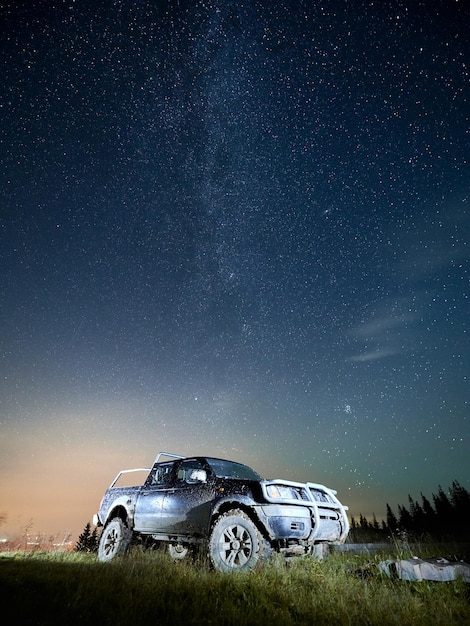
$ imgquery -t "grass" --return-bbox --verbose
[0,546,469,625]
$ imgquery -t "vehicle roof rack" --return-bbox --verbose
[154,452,185,463]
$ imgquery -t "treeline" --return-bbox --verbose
[349,480,470,542]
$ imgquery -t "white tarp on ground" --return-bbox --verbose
[379,557,470,583]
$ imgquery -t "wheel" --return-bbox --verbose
[168,543,190,560]
[97,518,132,562]
[208,509,271,573]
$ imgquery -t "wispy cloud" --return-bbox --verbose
[347,298,419,363]
[353,313,416,339]
[349,347,400,362]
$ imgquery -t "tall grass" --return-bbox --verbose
[0,547,468,625]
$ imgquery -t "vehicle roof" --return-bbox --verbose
[155,454,252,466]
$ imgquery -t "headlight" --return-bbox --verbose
[266,484,296,499]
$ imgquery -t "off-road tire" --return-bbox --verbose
[97,518,132,562]
[208,509,271,573]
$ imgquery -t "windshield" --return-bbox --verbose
[206,458,263,480]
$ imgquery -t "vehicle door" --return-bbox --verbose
[133,462,176,532]
[162,459,215,535]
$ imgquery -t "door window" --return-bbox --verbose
[176,459,206,484]
[150,463,174,486]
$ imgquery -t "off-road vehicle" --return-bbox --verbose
[93,452,349,572]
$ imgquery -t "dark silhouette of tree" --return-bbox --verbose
[408,495,426,533]
[450,480,470,510]
[386,503,397,531]
[449,480,470,538]
[433,485,453,520]
[398,503,413,532]
[75,522,100,553]
[89,526,99,551]
[420,493,436,534]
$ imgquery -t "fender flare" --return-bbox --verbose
[103,496,134,527]
[209,496,271,539]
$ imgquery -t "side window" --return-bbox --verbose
[176,460,206,484]
[151,463,173,486]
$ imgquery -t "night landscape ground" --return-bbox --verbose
[0,547,469,625]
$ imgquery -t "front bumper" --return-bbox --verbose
[260,479,350,543]
[260,504,313,539]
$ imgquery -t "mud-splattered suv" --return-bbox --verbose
[93,452,349,572]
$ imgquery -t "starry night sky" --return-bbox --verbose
[1,0,469,541]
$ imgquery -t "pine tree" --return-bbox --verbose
[76,522,91,552]
[408,495,426,533]
[386,503,398,532]
[397,504,413,532]
[449,480,470,537]
[89,526,100,552]
[420,492,436,533]
[450,480,470,514]
[433,485,454,535]
[75,522,99,552]
[359,514,369,529]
